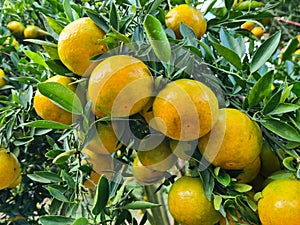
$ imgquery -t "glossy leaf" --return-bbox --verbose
[261,119,300,142]
[85,9,109,33]
[92,175,109,215]
[22,120,72,130]
[268,103,300,115]
[46,60,71,75]
[72,218,89,225]
[283,157,297,171]
[40,215,74,225]
[143,14,171,62]
[46,186,69,202]
[37,82,83,115]
[23,50,48,68]
[213,195,223,210]
[211,42,242,69]
[248,71,273,107]
[281,38,299,61]
[28,171,62,183]
[220,28,245,58]
[262,89,282,115]
[250,31,281,73]
[123,201,161,210]
[63,0,75,22]
[110,2,119,30]
[24,39,57,47]
[233,183,252,192]
[53,149,76,164]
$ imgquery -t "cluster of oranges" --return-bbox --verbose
[6,21,49,39]
[7,3,299,225]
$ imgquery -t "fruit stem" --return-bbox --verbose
[144,185,170,225]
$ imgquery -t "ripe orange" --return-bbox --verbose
[58,17,108,76]
[258,179,300,225]
[137,139,176,171]
[33,75,76,125]
[241,21,255,31]
[8,175,22,189]
[165,4,207,39]
[87,55,154,117]
[87,122,122,155]
[82,148,114,188]
[152,79,219,141]
[0,69,8,87]
[251,27,264,38]
[23,25,50,39]
[236,157,261,183]
[198,108,262,170]
[132,157,165,185]
[0,149,21,190]
[168,176,221,225]
[7,21,25,38]
[293,48,300,61]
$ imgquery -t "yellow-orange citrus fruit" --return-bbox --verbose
[293,48,300,61]
[33,75,76,125]
[166,4,207,39]
[236,156,261,183]
[7,21,25,38]
[23,25,50,39]
[241,21,255,31]
[8,174,22,189]
[261,18,271,26]
[169,139,198,160]
[0,69,8,87]
[137,139,176,171]
[152,79,219,141]
[132,157,165,185]
[87,122,122,155]
[0,149,21,190]
[87,55,154,117]
[199,108,262,170]
[251,27,264,38]
[58,17,108,76]
[82,148,114,186]
[259,142,281,178]
[168,177,221,225]
[258,179,300,225]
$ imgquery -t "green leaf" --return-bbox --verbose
[45,16,64,34]
[248,71,273,107]
[110,2,119,30]
[37,82,83,115]
[250,31,281,73]
[282,157,297,171]
[211,42,242,69]
[92,175,109,215]
[143,14,171,62]
[233,183,252,192]
[147,0,164,13]
[292,82,300,96]
[123,201,161,210]
[261,118,300,142]
[53,149,76,164]
[28,171,62,183]
[46,186,69,202]
[213,195,223,210]
[281,38,299,61]
[72,218,89,225]
[63,0,75,22]
[85,9,109,33]
[220,28,245,58]
[23,50,48,68]
[262,89,282,115]
[269,103,300,115]
[40,215,74,225]
[22,120,72,130]
[24,39,57,47]
[46,60,71,75]
[235,1,265,10]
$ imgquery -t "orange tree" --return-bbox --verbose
[0,0,300,225]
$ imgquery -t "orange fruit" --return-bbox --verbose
[87,122,122,155]
[0,69,8,87]
[251,27,264,38]
[33,75,76,125]
[236,157,261,183]
[165,4,207,39]
[199,108,262,170]
[7,21,25,38]
[241,21,255,31]
[23,25,50,39]
[0,149,21,190]
[58,17,108,76]
[132,157,165,185]
[259,141,281,178]
[168,176,221,225]
[8,174,22,189]
[293,48,300,61]
[82,148,114,188]
[258,179,300,225]
[137,139,176,171]
[152,79,219,141]
[87,55,154,117]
